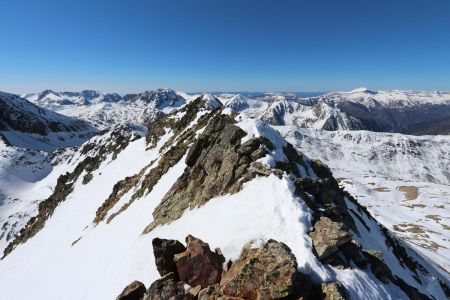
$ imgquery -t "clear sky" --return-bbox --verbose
[1,0,450,94]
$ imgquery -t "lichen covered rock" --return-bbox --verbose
[309,217,352,260]
[220,240,297,299]
[144,272,192,300]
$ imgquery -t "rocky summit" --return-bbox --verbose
[0,93,449,300]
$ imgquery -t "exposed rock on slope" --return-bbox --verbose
[2,127,140,258]
[121,236,347,300]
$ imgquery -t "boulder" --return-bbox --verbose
[220,240,297,299]
[310,217,352,260]
[152,238,186,278]
[116,280,146,300]
[143,272,192,300]
[320,282,348,300]
[175,235,225,288]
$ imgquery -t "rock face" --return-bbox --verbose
[220,240,298,299]
[116,280,146,300]
[144,113,275,232]
[309,217,352,260]
[152,238,186,278]
[174,235,225,288]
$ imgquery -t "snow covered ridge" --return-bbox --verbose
[214,89,450,135]
[0,96,448,299]
[22,88,188,130]
[22,88,450,135]
[0,91,96,151]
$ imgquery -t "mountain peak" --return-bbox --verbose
[349,87,373,93]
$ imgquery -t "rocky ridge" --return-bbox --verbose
[0,94,448,299]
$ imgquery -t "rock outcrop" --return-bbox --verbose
[174,235,225,288]
[309,217,352,260]
[144,272,192,300]
[143,113,275,232]
[119,236,349,300]
[116,280,147,300]
[220,240,298,299]
[152,238,186,278]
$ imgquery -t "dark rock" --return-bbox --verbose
[117,280,146,300]
[144,272,192,300]
[152,238,186,278]
[238,139,261,156]
[250,147,267,161]
[220,240,297,299]
[310,217,352,260]
[362,250,392,284]
[186,137,207,167]
[310,159,333,179]
[175,235,225,288]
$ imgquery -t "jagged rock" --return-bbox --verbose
[238,138,261,156]
[152,238,186,278]
[174,235,225,288]
[117,280,146,300]
[144,272,192,300]
[250,147,267,161]
[144,114,250,232]
[320,282,348,300]
[248,161,272,176]
[310,159,333,179]
[310,217,352,260]
[198,284,222,300]
[220,240,297,299]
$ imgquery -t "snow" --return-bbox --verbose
[1,89,450,299]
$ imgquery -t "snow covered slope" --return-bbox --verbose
[278,126,450,274]
[0,91,96,151]
[0,97,448,299]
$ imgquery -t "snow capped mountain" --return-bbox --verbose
[24,88,187,130]
[23,89,122,106]
[0,91,96,151]
[1,88,449,299]
[0,98,448,299]
[232,89,450,135]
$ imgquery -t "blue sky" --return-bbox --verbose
[1,0,449,94]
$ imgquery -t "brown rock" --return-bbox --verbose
[310,217,352,260]
[175,235,225,288]
[116,280,146,300]
[152,238,186,278]
[220,240,297,299]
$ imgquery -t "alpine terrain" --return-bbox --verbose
[0,88,449,300]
